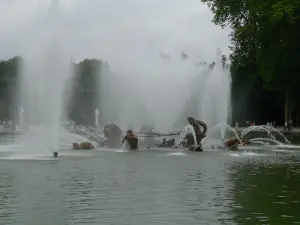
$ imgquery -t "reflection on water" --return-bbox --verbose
[0,148,299,224]
[229,154,300,224]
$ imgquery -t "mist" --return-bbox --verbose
[0,0,231,132]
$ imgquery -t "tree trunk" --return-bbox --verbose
[289,105,293,122]
[296,107,299,126]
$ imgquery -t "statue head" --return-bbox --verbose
[187,117,195,124]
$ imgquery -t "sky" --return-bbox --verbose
[0,0,231,65]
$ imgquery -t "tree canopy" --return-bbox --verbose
[0,57,109,125]
[201,0,300,125]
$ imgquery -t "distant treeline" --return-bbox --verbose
[0,56,230,127]
[0,57,110,125]
[0,57,20,120]
[1,41,298,127]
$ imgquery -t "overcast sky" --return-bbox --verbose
[0,0,231,65]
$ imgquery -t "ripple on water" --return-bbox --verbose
[113,149,129,153]
[0,146,299,224]
[0,155,56,161]
[166,152,187,156]
[226,152,267,157]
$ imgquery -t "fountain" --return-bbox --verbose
[261,125,291,144]
[59,127,97,149]
[203,123,240,142]
[16,0,80,156]
[173,48,231,133]
[198,122,293,151]
[97,48,231,134]
[19,106,24,129]
[199,49,231,130]
[179,124,197,148]
[241,125,291,145]
[201,123,241,148]
[95,108,99,133]
[247,138,283,145]
[98,51,203,133]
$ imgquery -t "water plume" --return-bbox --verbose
[98,49,232,135]
[19,1,71,154]
[200,49,231,130]
[6,0,232,146]
[98,54,201,132]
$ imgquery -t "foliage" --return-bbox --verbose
[0,57,22,119]
[68,59,108,125]
[201,0,300,124]
[0,57,109,125]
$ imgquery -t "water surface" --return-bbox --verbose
[0,148,299,225]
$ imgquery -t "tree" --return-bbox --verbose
[256,0,300,121]
[201,0,300,124]
[0,57,22,120]
[67,58,110,125]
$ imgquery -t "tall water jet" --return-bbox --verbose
[19,1,70,154]
[95,108,99,132]
[200,49,231,137]
[98,53,201,132]
[19,106,24,129]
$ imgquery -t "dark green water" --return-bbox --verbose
[0,149,300,225]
